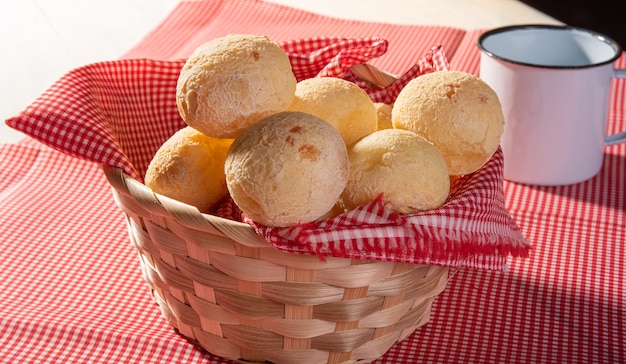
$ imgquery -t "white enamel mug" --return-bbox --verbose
[478,25,626,185]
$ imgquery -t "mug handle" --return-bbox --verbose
[608,69,626,145]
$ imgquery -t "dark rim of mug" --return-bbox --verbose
[477,24,623,69]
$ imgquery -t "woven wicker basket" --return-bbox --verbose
[103,165,449,364]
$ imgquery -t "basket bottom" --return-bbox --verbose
[140,254,448,364]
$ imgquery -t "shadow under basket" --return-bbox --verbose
[103,165,449,364]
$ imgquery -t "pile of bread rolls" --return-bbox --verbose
[145,34,505,227]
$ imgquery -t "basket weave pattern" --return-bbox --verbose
[104,166,448,364]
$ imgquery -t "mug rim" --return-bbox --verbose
[477,24,623,69]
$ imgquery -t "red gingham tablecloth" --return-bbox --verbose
[1,1,624,363]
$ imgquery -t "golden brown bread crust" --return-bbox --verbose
[340,128,450,214]
[176,34,297,139]
[392,70,504,176]
[145,126,233,213]
[374,102,393,130]
[287,77,378,146]
[225,111,349,227]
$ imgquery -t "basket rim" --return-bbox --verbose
[101,164,269,246]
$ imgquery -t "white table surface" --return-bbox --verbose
[0,0,561,144]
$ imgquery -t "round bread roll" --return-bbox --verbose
[145,126,233,213]
[374,102,393,130]
[225,111,349,227]
[340,128,450,214]
[287,77,378,146]
[392,70,504,176]
[176,34,297,139]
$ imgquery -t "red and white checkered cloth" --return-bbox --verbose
[3,1,623,363]
[6,37,528,271]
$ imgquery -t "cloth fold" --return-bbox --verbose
[238,147,528,269]
[5,37,529,270]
